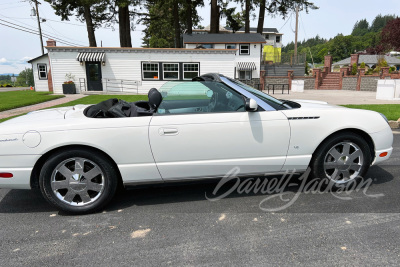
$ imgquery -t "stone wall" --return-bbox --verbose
[293,77,315,90]
[265,77,289,85]
[342,77,357,90]
[237,78,261,89]
[360,76,379,91]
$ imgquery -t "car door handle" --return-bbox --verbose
[159,128,179,136]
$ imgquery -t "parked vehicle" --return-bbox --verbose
[0,74,393,214]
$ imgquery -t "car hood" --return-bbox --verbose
[290,99,346,109]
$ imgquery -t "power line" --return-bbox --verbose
[0,20,84,47]
[0,15,85,46]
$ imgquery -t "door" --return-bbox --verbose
[86,62,103,91]
[148,81,290,181]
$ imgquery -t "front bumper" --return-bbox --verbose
[370,126,394,165]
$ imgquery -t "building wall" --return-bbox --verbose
[342,77,358,90]
[31,56,50,92]
[48,49,236,94]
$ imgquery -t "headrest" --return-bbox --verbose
[148,88,162,110]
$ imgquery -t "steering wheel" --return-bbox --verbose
[208,92,218,112]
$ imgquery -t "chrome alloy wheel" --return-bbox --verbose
[51,157,105,206]
[323,142,364,184]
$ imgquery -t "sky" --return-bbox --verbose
[1,0,399,75]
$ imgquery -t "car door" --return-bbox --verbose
[148,81,290,181]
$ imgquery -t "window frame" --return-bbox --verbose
[162,63,180,80]
[239,44,250,55]
[142,62,160,80]
[182,63,200,80]
[276,36,281,43]
[225,44,237,49]
[199,44,214,49]
[37,63,47,80]
[239,70,252,80]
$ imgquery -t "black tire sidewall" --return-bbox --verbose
[310,132,372,189]
[39,149,118,214]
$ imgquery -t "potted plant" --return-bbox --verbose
[62,73,76,94]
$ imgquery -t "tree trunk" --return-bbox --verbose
[210,0,219,33]
[186,0,192,34]
[83,4,97,47]
[118,5,132,47]
[173,0,181,48]
[257,0,265,34]
[245,0,250,33]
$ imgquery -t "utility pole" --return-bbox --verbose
[33,0,44,55]
[294,5,299,64]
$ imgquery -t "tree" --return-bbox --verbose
[370,14,396,32]
[210,0,219,33]
[115,0,134,47]
[352,19,369,36]
[45,0,111,47]
[223,7,245,33]
[257,0,318,34]
[16,68,34,87]
[380,18,400,51]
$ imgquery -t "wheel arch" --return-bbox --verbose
[311,128,375,163]
[30,145,123,189]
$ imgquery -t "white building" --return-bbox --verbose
[183,33,265,80]
[29,40,240,94]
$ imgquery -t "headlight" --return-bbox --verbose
[379,113,389,124]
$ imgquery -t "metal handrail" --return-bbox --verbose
[79,78,86,93]
[103,78,140,94]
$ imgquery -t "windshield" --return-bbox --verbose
[224,77,292,109]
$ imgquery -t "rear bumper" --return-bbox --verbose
[0,168,32,189]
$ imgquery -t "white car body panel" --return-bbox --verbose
[149,111,290,180]
[0,78,393,190]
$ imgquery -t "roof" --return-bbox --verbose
[226,27,279,33]
[27,53,48,63]
[333,55,400,65]
[183,33,266,44]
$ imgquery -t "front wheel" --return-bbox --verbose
[310,132,372,188]
[39,149,119,214]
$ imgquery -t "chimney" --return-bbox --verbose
[46,39,56,47]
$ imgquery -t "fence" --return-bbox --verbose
[102,78,140,94]
[262,52,307,65]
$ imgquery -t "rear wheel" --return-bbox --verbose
[310,132,372,189]
[39,149,118,214]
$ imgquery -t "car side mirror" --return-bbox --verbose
[245,98,258,112]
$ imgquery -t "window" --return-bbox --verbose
[142,63,159,80]
[163,63,179,80]
[239,44,250,55]
[225,44,236,49]
[183,63,199,80]
[265,34,269,40]
[38,64,47,80]
[157,81,245,114]
[200,44,214,49]
[239,70,252,80]
[276,36,281,43]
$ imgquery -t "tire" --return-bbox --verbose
[39,149,119,214]
[310,132,372,189]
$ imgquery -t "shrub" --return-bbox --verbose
[389,66,396,73]
[360,62,366,69]
[351,63,358,75]
[365,69,374,75]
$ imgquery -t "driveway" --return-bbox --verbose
[1,132,400,266]
[270,90,400,105]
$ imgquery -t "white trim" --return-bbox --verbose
[239,44,250,55]
[38,63,47,80]
[142,62,159,80]
[183,63,199,80]
[162,63,180,80]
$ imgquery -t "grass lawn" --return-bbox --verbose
[0,91,64,112]
[343,104,400,120]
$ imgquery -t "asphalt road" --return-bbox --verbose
[1,131,400,266]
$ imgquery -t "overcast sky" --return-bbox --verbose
[1,0,399,74]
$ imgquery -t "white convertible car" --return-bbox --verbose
[0,73,393,213]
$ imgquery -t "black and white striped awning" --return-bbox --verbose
[76,52,105,62]
[237,62,256,71]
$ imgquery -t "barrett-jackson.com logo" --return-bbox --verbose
[0,138,18,142]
